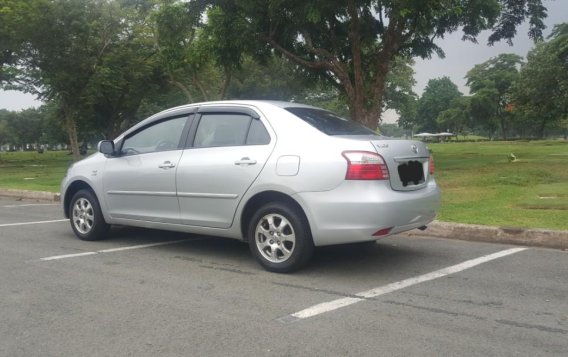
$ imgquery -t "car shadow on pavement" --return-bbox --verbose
[305,240,426,275]
[100,226,427,276]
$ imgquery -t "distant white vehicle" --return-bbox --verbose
[414,132,455,137]
[61,101,440,272]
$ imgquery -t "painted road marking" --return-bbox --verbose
[279,247,528,323]
[40,239,198,261]
[40,252,98,261]
[2,203,59,208]
[0,219,67,227]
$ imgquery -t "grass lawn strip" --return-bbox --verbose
[430,140,568,231]
[1,140,567,230]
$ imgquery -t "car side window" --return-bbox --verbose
[121,116,188,156]
[193,113,251,148]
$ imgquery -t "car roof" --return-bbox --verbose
[116,100,318,141]
[160,100,317,114]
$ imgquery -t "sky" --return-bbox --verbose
[1,0,567,122]
[412,0,568,96]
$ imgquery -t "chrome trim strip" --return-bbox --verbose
[107,190,177,197]
[111,213,181,224]
[393,156,428,163]
[177,192,238,199]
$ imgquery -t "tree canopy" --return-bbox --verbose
[465,53,523,139]
[415,77,462,132]
[212,0,547,129]
[2,0,564,152]
[512,23,568,138]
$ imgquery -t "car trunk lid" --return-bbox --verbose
[338,135,431,191]
[373,139,430,191]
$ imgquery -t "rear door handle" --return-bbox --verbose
[234,157,257,166]
[158,161,176,169]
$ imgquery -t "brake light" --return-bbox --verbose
[429,154,435,175]
[342,151,389,180]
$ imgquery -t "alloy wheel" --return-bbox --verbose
[254,213,296,263]
[72,197,95,235]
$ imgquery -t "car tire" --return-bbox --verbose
[248,202,314,273]
[69,189,109,241]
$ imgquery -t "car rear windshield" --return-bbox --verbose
[285,107,377,136]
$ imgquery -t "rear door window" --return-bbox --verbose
[192,112,271,147]
[193,113,251,147]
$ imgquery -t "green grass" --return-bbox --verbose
[430,140,568,231]
[1,140,567,230]
[0,151,73,192]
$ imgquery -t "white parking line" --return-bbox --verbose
[39,238,198,261]
[2,204,59,208]
[40,252,98,261]
[0,219,67,227]
[281,247,528,322]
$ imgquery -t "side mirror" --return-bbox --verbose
[98,140,115,156]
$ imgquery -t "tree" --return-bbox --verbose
[0,108,44,149]
[39,103,69,146]
[0,0,45,84]
[226,55,316,100]
[83,2,172,140]
[378,123,410,137]
[1,0,126,160]
[465,53,523,139]
[383,56,418,125]
[212,0,547,129]
[512,23,568,138]
[153,1,238,102]
[0,110,13,147]
[415,77,462,132]
[469,88,500,139]
[2,0,182,153]
[437,96,472,137]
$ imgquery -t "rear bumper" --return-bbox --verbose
[293,180,441,246]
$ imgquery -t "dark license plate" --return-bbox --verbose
[397,161,425,187]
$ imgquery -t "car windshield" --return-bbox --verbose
[285,107,377,136]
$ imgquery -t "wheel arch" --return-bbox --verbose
[240,190,311,241]
[63,180,95,218]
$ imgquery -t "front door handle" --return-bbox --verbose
[158,161,176,169]
[234,157,257,166]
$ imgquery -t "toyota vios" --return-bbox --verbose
[61,101,440,272]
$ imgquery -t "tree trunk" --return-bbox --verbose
[350,78,386,131]
[538,117,547,139]
[192,75,209,101]
[168,73,193,102]
[62,102,81,161]
[499,116,507,140]
[359,108,380,131]
[219,68,232,100]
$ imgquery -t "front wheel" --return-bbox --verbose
[248,202,314,273]
[69,189,109,241]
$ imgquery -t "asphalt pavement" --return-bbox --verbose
[0,197,566,356]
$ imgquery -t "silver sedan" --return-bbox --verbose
[61,101,440,272]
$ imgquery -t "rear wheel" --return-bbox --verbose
[69,189,109,241]
[248,202,313,273]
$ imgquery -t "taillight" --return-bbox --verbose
[429,154,435,175]
[342,151,389,180]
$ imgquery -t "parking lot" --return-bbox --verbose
[0,196,566,356]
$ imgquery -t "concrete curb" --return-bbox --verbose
[0,188,566,250]
[0,189,60,202]
[401,221,568,250]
